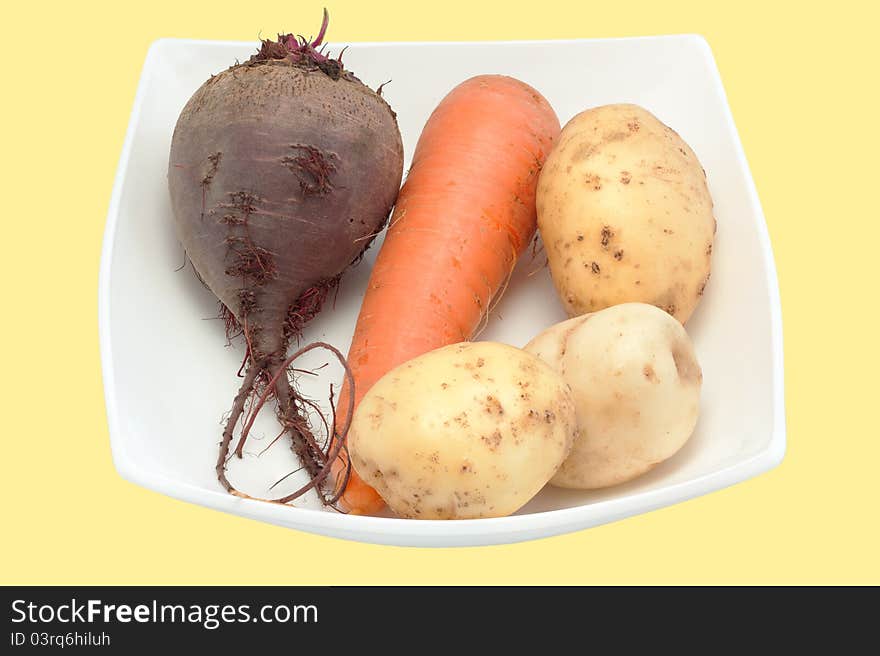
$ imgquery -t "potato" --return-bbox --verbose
[536,103,715,323]
[523,314,589,366]
[525,303,702,489]
[348,341,577,519]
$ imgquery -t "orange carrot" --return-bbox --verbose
[332,75,560,514]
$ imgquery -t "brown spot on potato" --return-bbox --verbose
[441,382,448,389]
[643,364,658,383]
[544,410,555,423]
[698,274,710,296]
[518,359,538,375]
[601,226,614,248]
[672,345,702,384]
[653,165,679,179]
[605,130,628,142]
[590,262,601,274]
[585,173,602,190]
[485,395,504,415]
[613,249,624,261]
[620,171,631,184]
[627,120,640,132]
[481,430,503,450]
[476,358,485,367]
[577,234,584,241]
[573,142,599,161]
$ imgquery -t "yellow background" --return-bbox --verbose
[2,0,877,585]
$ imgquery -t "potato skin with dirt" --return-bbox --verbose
[348,342,576,519]
[525,303,702,489]
[536,104,715,323]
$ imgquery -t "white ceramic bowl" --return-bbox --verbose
[100,35,784,546]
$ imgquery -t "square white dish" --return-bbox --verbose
[100,35,784,547]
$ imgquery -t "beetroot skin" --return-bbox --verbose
[167,12,404,504]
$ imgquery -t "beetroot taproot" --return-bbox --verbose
[167,10,404,505]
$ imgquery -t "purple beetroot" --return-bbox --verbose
[168,10,403,504]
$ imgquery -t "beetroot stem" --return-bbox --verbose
[311,8,330,48]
